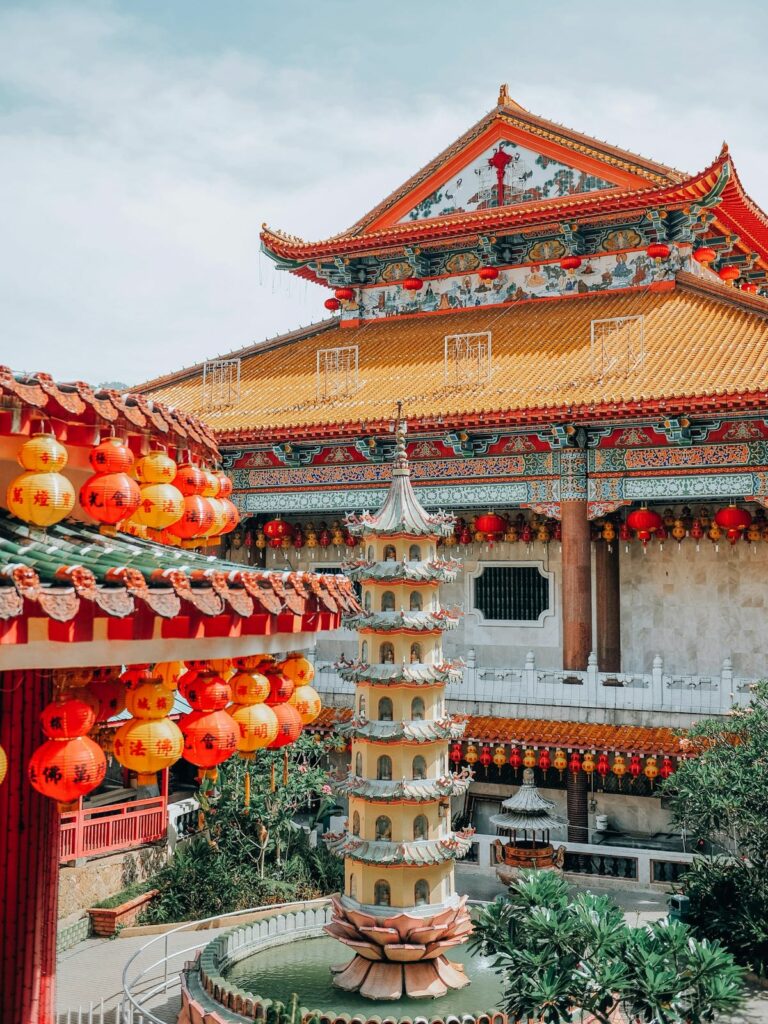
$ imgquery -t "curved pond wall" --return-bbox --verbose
[181,900,508,1024]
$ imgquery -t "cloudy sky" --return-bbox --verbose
[2,1,767,386]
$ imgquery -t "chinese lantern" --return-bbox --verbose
[80,438,141,528]
[660,756,674,780]
[135,451,176,483]
[173,463,206,496]
[29,696,106,806]
[475,513,507,539]
[264,665,295,706]
[568,751,582,775]
[263,518,293,542]
[267,702,303,749]
[692,246,716,265]
[492,745,506,771]
[627,506,663,546]
[450,742,463,765]
[90,437,134,473]
[216,473,233,499]
[290,684,322,725]
[612,754,627,788]
[646,242,670,261]
[280,655,315,686]
[464,744,479,766]
[479,745,493,772]
[153,661,184,691]
[741,281,759,293]
[89,676,127,722]
[114,680,183,783]
[185,672,232,712]
[644,756,659,786]
[718,265,740,283]
[230,669,270,704]
[166,494,215,541]
[508,747,522,772]
[538,748,551,772]
[596,753,610,779]
[324,297,340,311]
[402,277,424,292]
[218,498,240,536]
[228,702,279,757]
[7,434,76,527]
[553,748,567,778]
[335,286,354,301]
[560,255,582,271]
[523,747,536,769]
[132,483,184,530]
[714,505,751,544]
[582,752,595,775]
[629,754,642,781]
[478,266,500,281]
[179,709,239,771]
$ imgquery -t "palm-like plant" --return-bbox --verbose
[471,871,744,1024]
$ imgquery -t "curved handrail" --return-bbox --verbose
[120,896,491,1024]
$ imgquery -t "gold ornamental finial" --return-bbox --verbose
[498,83,511,106]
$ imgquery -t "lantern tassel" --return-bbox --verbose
[270,762,276,792]
[244,770,251,814]
[283,749,289,787]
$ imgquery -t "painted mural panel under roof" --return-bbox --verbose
[139,279,768,436]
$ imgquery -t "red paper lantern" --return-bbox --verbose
[216,473,233,499]
[267,702,303,748]
[80,472,141,527]
[479,745,492,769]
[450,742,463,765]
[718,265,740,282]
[478,266,499,281]
[218,498,240,536]
[40,698,96,739]
[335,286,354,301]
[263,518,293,540]
[692,246,716,265]
[715,505,751,545]
[538,748,551,772]
[166,495,215,540]
[29,737,106,804]
[596,753,610,778]
[402,277,424,292]
[560,255,582,271]
[172,464,205,496]
[568,751,582,774]
[324,297,341,311]
[89,437,134,474]
[89,678,127,721]
[508,747,522,770]
[627,507,663,544]
[265,669,294,706]
[660,756,675,779]
[186,672,232,712]
[646,242,670,260]
[629,754,642,779]
[741,282,759,293]
[179,709,238,769]
[474,513,507,537]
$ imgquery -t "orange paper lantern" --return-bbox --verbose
[132,483,184,529]
[289,684,322,725]
[186,673,232,712]
[228,702,279,756]
[80,472,140,526]
[230,670,270,705]
[135,451,176,483]
[267,703,303,749]
[113,717,184,783]
[280,656,315,686]
[180,709,239,769]
[29,737,106,803]
[90,437,134,474]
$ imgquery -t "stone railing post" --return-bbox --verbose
[651,655,664,708]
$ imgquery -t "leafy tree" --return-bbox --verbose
[666,681,768,972]
[470,871,744,1024]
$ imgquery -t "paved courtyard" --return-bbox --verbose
[55,867,768,1023]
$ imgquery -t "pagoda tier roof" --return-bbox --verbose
[139,277,768,441]
[343,558,461,585]
[324,830,475,866]
[342,609,460,633]
[311,707,682,758]
[331,770,473,802]
[489,768,567,833]
[337,714,466,744]
[0,509,356,668]
[335,661,463,687]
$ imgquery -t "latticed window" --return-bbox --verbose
[444,331,492,388]
[474,566,549,622]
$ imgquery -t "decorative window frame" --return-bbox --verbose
[465,559,555,628]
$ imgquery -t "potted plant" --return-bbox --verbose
[87,882,158,937]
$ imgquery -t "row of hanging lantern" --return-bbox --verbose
[5,433,239,546]
[256,518,360,559]
[24,654,322,808]
[619,503,761,551]
[450,741,675,789]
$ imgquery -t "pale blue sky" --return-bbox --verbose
[1,1,767,384]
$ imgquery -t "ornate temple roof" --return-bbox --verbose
[324,830,475,866]
[331,770,472,802]
[311,707,683,757]
[343,557,461,585]
[345,434,455,538]
[138,279,768,441]
[335,660,463,687]
[489,768,567,833]
[342,609,460,633]
[337,714,465,744]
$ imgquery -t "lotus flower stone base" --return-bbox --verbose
[325,894,472,1000]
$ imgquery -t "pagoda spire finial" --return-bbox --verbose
[496,84,526,112]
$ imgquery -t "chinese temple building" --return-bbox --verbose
[138,86,768,851]
[324,426,474,1001]
[0,367,356,1024]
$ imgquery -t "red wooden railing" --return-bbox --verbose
[59,796,167,862]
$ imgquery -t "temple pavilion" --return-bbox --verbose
[137,85,768,852]
[324,426,474,1001]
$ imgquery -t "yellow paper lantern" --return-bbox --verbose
[200,469,220,498]
[280,655,315,686]
[230,670,270,705]
[612,754,627,778]
[492,744,506,769]
[132,483,184,529]
[153,661,184,691]
[553,748,568,777]
[644,756,659,783]
[290,684,322,725]
[582,752,596,775]
[135,451,176,484]
[464,744,478,765]
[18,433,68,472]
[227,702,279,757]
[7,470,75,527]
[523,747,536,769]
[126,681,174,720]
[113,717,184,783]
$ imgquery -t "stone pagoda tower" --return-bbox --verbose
[324,425,474,1002]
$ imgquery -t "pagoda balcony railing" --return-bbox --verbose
[313,653,756,720]
[59,795,173,863]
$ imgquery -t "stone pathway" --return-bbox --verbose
[56,868,767,1023]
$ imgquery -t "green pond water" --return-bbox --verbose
[225,936,505,1016]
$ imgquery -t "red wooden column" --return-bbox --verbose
[595,537,621,672]
[559,448,593,671]
[0,668,59,1024]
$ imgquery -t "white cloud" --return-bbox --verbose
[0,2,766,385]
